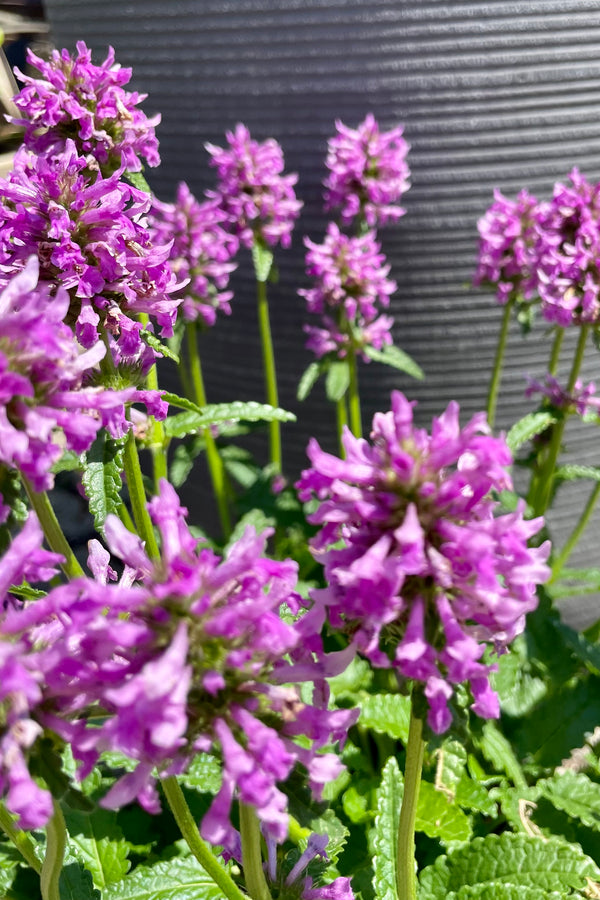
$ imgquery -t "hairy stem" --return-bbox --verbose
[161,776,247,900]
[0,802,42,874]
[40,800,67,900]
[551,479,600,582]
[256,278,282,472]
[239,802,272,900]
[185,322,232,538]
[347,342,362,439]
[140,312,168,488]
[486,295,515,429]
[396,706,425,900]
[23,479,84,579]
[122,428,160,559]
[547,326,565,377]
[336,395,349,457]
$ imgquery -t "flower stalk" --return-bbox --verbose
[22,479,84,579]
[122,428,160,559]
[256,276,282,473]
[40,800,67,900]
[396,705,425,900]
[486,294,515,428]
[239,802,272,900]
[0,802,42,874]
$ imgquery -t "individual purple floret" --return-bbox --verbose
[536,168,600,326]
[148,183,239,326]
[1,480,356,844]
[10,41,160,173]
[0,259,159,491]
[474,188,543,306]
[266,833,355,900]
[323,114,410,228]
[525,373,600,418]
[297,391,551,733]
[300,222,396,360]
[206,124,302,249]
[0,142,178,369]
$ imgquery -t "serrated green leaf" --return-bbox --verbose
[539,771,600,832]
[297,361,322,402]
[0,842,19,895]
[373,756,403,900]
[416,781,472,842]
[325,360,350,402]
[177,753,222,795]
[476,721,526,788]
[555,464,600,482]
[342,783,374,824]
[454,772,497,818]
[418,833,600,899]
[553,621,600,676]
[139,329,180,363]
[59,861,101,900]
[496,784,541,834]
[123,170,152,194]
[506,411,557,454]
[168,435,205,487]
[223,508,275,553]
[162,395,296,434]
[65,808,130,889]
[435,740,467,798]
[363,344,425,380]
[103,853,229,900]
[447,885,563,900]
[252,239,274,282]
[8,582,47,601]
[81,433,125,532]
[50,450,83,474]
[359,693,411,743]
[491,637,547,717]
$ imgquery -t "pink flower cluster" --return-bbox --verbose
[0,481,357,847]
[297,391,551,733]
[148,183,239,326]
[206,124,302,249]
[525,373,600,418]
[10,41,160,173]
[476,169,600,326]
[324,114,410,227]
[300,222,396,360]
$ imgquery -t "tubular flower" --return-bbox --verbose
[525,373,600,418]
[323,114,410,227]
[300,222,396,360]
[148,183,239,326]
[297,391,551,733]
[536,168,600,326]
[10,41,160,173]
[1,481,356,846]
[206,124,302,249]
[474,188,543,307]
[0,260,161,490]
[0,143,178,369]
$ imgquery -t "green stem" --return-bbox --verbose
[486,295,515,429]
[0,802,42,874]
[531,324,590,516]
[336,395,349,457]
[122,428,160,559]
[239,802,272,900]
[23,479,84,579]
[256,278,282,472]
[551,479,600,582]
[548,326,565,377]
[185,322,231,537]
[139,313,168,488]
[161,776,247,900]
[396,705,425,900]
[347,343,362,439]
[40,800,67,900]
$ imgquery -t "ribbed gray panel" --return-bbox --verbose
[43,0,600,624]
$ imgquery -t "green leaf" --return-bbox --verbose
[177,753,222,795]
[476,721,526,788]
[418,833,600,898]
[491,637,547,717]
[555,464,600,483]
[50,450,83,474]
[539,771,600,832]
[123,170,152,194]
[416,781,472,842]
[363,344,425,380]
[506,411,557,455]
[59,861,101,900]
[139,329,180,363]
[454,772,497,818]
[81,433,126,532]
[553,621,600,676]
[162,395,296,436]
[103,853,230,900]
[359,693,411,743]
[434,740,467,798]
[372,756,403,900]
[297,361,322,402]
[0,842,19,895]
[446,886,563,900]
[169,435,205,487]
[252,239,274,282]
[325,359,350,402]
[64,808,130,889]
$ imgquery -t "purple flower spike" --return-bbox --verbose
[206,124,302,249]
[11,41,160,173]
[525,373,600,418]
[297,391,551,733]
[148,183,239,326]
[323,113,410,227]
